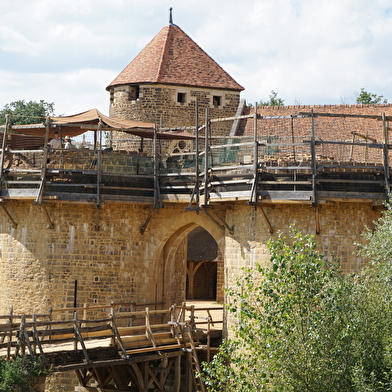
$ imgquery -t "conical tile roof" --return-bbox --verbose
[106,24,244,92]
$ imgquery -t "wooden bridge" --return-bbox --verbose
[0,302,223,392]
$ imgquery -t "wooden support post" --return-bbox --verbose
[96,118,103,208]
[249,102,259,205]
[174,355,181,392]
[131,363,145,391]
[0,114,10,189]
[143,361,149,392]
[73,312,91,364]
[145,307,157,348]
[187,261,206,299]
[32,314,45,359]
[110,308,128,359]
[82,304,88,328]
[206,315,211,363]
[203,108,210,207]
[195,99,200,207]
[253,140,258,196]
[382,113,390,199]
[6,308,13,359]
[310,109,318,207]
[315,205,321,235]
[21,314,34,358]
[35,116,51,205]
[187,99,201,210]
[153,124,162,209]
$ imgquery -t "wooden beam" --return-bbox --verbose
[130,363,145,391]
[174,355,181,392]
[40,204,54,229]
[299,111,392,121]
[0,203,18,229]
[257,205,273,234]
[202,207,234,234]
[315,206,321,235]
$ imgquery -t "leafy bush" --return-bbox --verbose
[202,228,392,391]
[0,356,49,392]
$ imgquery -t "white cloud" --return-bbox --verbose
[0,0,391,113]
[0,26,46,56]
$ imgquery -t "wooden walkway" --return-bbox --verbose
[0,302,223,392]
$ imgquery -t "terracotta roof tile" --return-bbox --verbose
[106,24,244,92]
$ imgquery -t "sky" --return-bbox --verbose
[1,0,392,116]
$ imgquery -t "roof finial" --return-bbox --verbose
[169,7,173,25]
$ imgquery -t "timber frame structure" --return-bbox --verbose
[0,303,222,392]
[0,108,391,235]
[0,107,392,391]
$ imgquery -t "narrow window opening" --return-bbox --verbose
[129,85,140,101]
[213,96,221,107]
[177,92,186,103]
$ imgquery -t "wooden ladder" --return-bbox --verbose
[183,323,206,392]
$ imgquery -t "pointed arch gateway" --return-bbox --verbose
[187,226,220,300]
[156,216,225,307]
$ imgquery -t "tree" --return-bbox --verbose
[259,90,285,106]
[201,228,392,391]
[355,88,387,104]
[0,355,50,392]
[0,100,55,126]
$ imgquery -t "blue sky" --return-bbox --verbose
[1,0,392,116]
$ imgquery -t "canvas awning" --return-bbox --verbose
[6,109,195,140]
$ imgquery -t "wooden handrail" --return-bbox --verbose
[0,303,223,368]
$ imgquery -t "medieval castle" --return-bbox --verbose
[0,14,391,391]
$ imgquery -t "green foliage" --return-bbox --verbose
[259,90,285,106]
[202,228,392,392]
[0,100,55,126]
[356,201,392,268]
[355,88,387,104]
[0,356,49,392]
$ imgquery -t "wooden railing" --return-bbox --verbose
[0,303,223,370]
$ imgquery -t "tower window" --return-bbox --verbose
[177,92,186,103]
[129,85,140,100]
[213,96,221,107]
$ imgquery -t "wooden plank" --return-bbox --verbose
[259,181,311,185]
[298,111,390,120]
[317,179,384,184]
[259,191,313,200]
[57,351,184,371]
[43,192,155,204]
[317,191,386,201]
[0,189,37,199]
[126,343,183,355]
[120,337,178,350]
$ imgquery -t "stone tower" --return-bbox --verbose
[106,15,244,133]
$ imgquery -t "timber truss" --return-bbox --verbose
[0,109,391,237]
[0,303,222,392]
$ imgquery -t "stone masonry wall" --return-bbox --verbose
[0,199,379,316]
[109,84,240,135]
[0,199,381,391]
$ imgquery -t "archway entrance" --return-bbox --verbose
[186,226,220,300]
[159,216,224,307]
